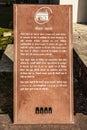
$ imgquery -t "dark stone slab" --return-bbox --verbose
[0,50,4,60]
[0,54,13,72]
[73,48,87,96]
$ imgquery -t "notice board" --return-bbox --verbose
[14,4,74,124]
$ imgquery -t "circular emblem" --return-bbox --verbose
[34,7,53,25]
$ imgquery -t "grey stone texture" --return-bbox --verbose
[73,24,87,95]
[0,114,87,130]
[73,24,87,67]
[0,54,13,72]
[4,44,14,62]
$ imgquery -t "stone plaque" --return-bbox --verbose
[14,4,74,124]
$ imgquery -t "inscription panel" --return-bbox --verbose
[14,5,74,124]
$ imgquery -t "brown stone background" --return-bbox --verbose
[14,5,74,124]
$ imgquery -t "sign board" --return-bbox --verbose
[14,4,74,124]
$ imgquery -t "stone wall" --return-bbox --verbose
[73,50,87,95]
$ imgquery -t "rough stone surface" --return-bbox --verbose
[73,24,87,95]
[0,114,11,130]
[73,24,87,67]
[0,114,85,130]
[0,54,13,72]
[76,114,87,130]
[4,44,14,62]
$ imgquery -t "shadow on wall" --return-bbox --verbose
[0,6,13,28]
[0,72,13,121]
[38,0,59,4]
[77,0,87,23]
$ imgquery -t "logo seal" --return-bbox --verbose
[34,7,52,25]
